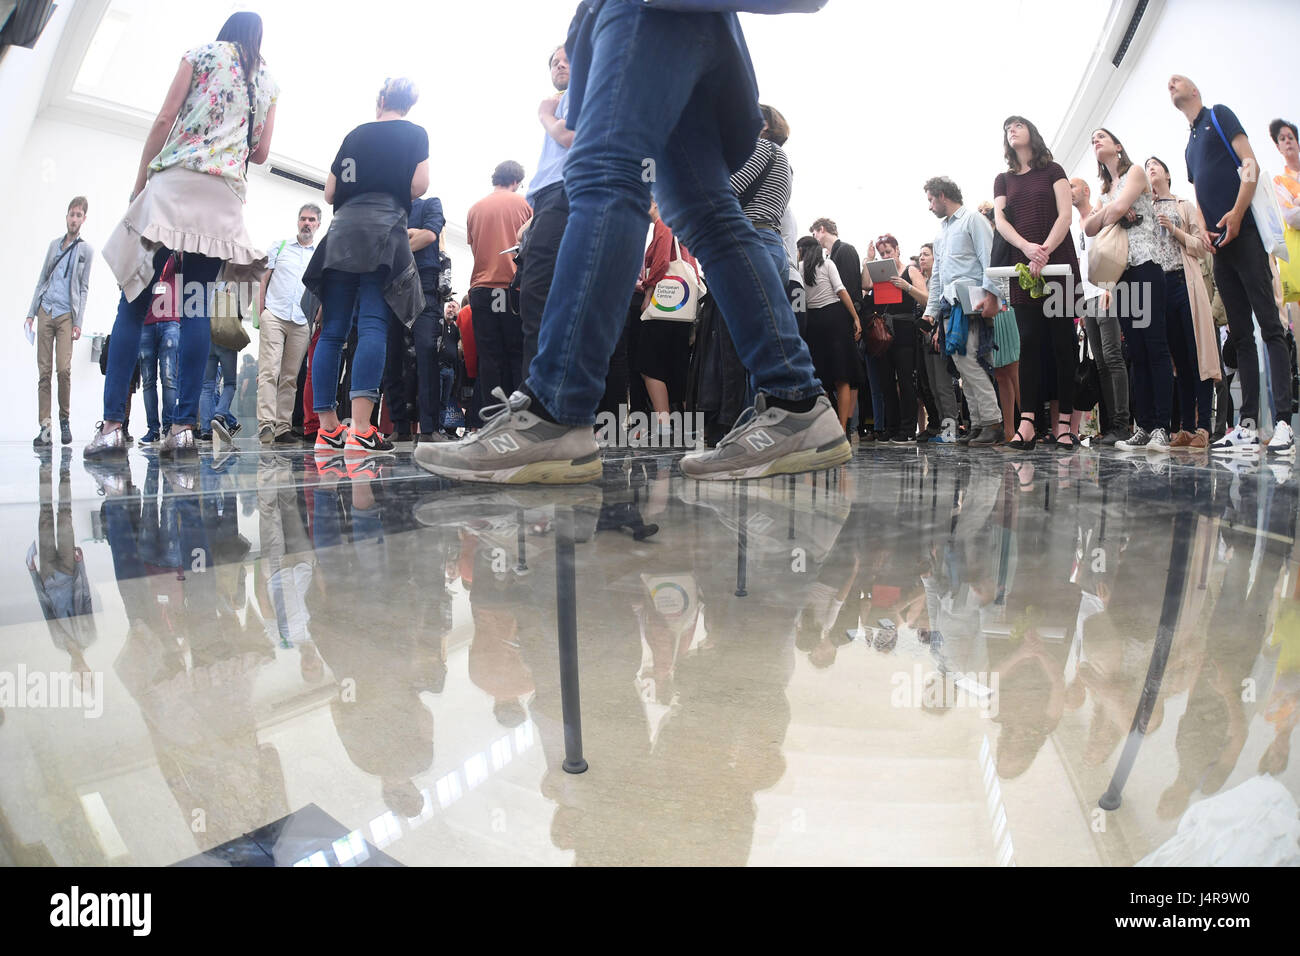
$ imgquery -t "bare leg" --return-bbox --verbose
[835,382,852,431]
[642,374,671,426]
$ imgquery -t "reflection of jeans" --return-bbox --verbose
[313,268,390,410]
[138,320,180,434]
[199,343,239,431]
[524,0,818,425]
[104,248,222,425]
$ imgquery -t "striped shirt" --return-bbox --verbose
[729,139,792,228]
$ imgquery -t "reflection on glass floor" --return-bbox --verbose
[1,441,1298,866]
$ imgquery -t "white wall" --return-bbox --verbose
[1064,0,1300,197]
[0,110,472,441]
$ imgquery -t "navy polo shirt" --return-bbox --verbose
[1185,103,1253,234]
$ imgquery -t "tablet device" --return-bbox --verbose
[955,283,988,314]
[864,259,899,285]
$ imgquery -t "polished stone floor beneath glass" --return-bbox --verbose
[2,437,1299,866]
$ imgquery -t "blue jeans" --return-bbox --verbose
[525,0,819,425]
[864,350,888,431]
[312,268,391,412]
[439,365,456,424]
[137,320,180,434]
[199,342,239,432]
[103,248,223,425]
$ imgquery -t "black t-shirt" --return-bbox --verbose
[330,120,429,214]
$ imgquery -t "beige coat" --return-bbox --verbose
[1175,197,1223,382]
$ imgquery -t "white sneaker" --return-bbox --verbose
[1212,419,1260,454]
[1267,420,1295,455]
[1146,427,1170,450]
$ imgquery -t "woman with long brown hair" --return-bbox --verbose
[993,116,1081,450]
[1083,128,1171,451]
[90,11,277,459]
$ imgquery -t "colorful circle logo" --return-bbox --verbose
[652,276,691,312]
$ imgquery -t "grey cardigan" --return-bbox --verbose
[29,235,94,330]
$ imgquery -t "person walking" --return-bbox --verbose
[256,205,320,445]
[89,12,277,459]
[28,197,93,448]
[415,0,846,483]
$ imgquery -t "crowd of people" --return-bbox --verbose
[24,6,1300,486]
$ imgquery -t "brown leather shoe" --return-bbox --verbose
[1168,430,1193,448]
[1186,428,1210,450]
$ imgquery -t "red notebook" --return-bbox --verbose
[873,281,903,306]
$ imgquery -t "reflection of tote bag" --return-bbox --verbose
[1209,108,1289,261]
[1088,222,1128,286]
[641,237,705,323]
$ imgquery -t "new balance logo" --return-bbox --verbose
[487,435,520,454]
[746,430,776,452]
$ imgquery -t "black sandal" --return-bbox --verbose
[1052,414,1080,450]
[1007,414,1037,451]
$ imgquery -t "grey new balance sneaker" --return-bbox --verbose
[413,388,601,484]
[679,394,851,480]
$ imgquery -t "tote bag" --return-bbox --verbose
[1088,222,1129,286]
[641,237,705,323]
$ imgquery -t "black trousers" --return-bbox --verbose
[412,288,443,434]
[518,181,570,376]
[1016,295,1077,416]
[382,314,418,430]
[879,315,918,437]
[469,286,524,404]
[1214,217,1291,425]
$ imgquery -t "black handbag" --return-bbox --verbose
[990,205,1016,268]
[1073,331,1101,414]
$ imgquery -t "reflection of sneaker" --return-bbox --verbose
[1268,462,1293,484]
[679,394,850,480]
[1267,420,1294,455]
[313,449,348,480]
[84,459,133,497]
[1115,427,1150,450]
[1212,420,1260,454]
[1214,456,1259,479]
[414,388,601,485]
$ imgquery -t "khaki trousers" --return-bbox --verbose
[36,307,74,426]
[256,310,310,433]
